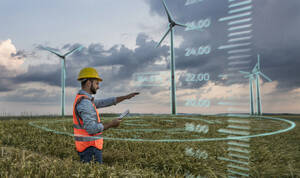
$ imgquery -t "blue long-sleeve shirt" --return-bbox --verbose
[76,90,117,134]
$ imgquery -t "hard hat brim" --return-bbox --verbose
[97,77,103,82]
[78,77,103,82]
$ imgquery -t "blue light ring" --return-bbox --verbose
[28,115,296,143]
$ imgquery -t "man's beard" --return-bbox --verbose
[91,85,97,94]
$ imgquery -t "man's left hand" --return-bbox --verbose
[126,92,140,99]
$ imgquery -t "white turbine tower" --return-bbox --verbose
[156,0,186,115]
[239,71,255,115]
[43,46,83,117]
[252,54,272,115]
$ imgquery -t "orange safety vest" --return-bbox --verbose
[73,94,103,152]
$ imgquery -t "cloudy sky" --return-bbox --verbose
[0,0,299,115]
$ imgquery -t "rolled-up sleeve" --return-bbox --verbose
[94,97,117,108]
[76,99,104,134]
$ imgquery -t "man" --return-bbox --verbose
[73,67,139,163]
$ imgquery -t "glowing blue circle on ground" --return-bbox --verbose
[28,115,296,142]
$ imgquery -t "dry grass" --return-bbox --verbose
[0,114,299,177]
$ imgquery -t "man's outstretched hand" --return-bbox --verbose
[125,92,140,99]
[116,92,140,104]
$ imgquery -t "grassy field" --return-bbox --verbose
[0,114,299,177]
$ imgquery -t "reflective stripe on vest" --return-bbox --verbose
[73,94,103,152]
[74,135,102,141]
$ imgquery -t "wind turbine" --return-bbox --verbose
[43,46,83,117]
[239,71,255,115]
[156,0,186,115]
[252,54,272,115]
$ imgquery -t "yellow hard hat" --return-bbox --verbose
[77,67,103,81]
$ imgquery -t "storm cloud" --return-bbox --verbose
[2,33,168,95]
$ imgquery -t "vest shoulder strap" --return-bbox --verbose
[74,95,91,128]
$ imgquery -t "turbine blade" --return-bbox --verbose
[43,47,63,58]
[257,54,260,70]
[156,27,172,48]
[259,72,272,82]
[239,71,250,75]
[252,63,257,73]
[63,45,83,57]
[244,74,252,78]
[174,21,187,28]
[162,0,173,23]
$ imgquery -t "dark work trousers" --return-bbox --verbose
[77,146,103,164]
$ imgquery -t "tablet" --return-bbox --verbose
[119,109,130,119]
